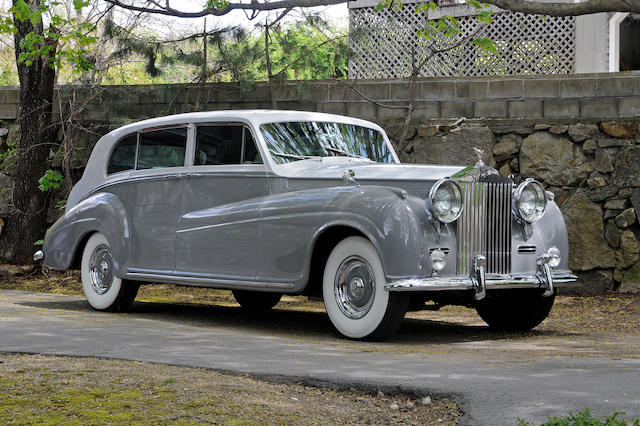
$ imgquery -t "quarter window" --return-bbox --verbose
[137,127,187,170]
[107,133,137,175]
[195,125,262,165]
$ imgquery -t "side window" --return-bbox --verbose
[137,127,187,170]
[108,133,137,175]
[243,130,262,164]
[195,126,242,165]
[195,125,262,166]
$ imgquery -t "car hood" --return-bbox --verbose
[273,158,466,182]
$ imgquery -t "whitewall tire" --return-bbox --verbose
[81,232,139,312]
[322,236,408,340]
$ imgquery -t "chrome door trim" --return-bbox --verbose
[126,271,295,290]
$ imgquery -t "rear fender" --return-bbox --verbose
[43,192,130,275]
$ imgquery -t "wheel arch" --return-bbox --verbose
[303,224,368,297]
[69,231,96,270]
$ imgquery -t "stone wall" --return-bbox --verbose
[0,72,639,293]
[391,118,640,294]
[0,72,639,122]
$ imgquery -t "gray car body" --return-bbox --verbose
[42,110,570,293]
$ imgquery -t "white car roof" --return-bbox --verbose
[67,110,391,211]
[108,110,383,140]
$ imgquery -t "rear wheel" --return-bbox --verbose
[322,236,408,341]
[232,290,282,311]
[475,291,555,331]
[81,233,139,312]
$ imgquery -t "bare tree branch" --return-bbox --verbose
[105,0,640,18]
[481,0,639,16]
[104,0,350,18]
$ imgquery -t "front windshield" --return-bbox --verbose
[260,121,396,164]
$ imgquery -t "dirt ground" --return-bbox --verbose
[0,353,460,425]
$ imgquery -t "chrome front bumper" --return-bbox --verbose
[385,254,577,301]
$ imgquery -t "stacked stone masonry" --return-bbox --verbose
[0,72,639,293]
[394,119,640,294]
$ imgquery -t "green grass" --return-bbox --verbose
[519,409,640,426]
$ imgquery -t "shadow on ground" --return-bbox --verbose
[19,298,566,346]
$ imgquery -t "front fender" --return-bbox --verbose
[42,192,130,275]
[512,200,570,272]
[259,184,452,287]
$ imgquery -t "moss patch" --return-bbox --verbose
[0,354,461,425]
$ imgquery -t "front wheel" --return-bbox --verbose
[322,236,408,341]
[475,291,555,331]
[81,233,139,312]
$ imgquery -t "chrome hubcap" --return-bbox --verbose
[89,245,114,295]
[334,255,375,319]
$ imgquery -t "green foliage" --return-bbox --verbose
[38,169,63,192]
[99,17,349,84]
[206,0,229,10]
[518,409,640,426]
[34,239,43,246]
[472,37,498,53]
[264,17,350,80]
[54,199,66,211]
[1,0,97,72]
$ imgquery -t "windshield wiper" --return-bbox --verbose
[324,147,369,160]
[268,150,317,161]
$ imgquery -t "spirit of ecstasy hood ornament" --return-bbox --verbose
[473,147,485,167]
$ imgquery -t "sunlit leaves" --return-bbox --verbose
[11,0,40,25]
[374,0,403,12]
[415,2,437,14]
[472,37,497,53]
[1,0,97,72]
[206,0,230,10]
[476,10,493,24]
[38,169,63,192]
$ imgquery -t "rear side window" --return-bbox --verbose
[137,127,187,170]
[108,133,137,175]
[195,125,262,165]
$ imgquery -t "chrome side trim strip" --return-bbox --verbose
[126,272,295,290]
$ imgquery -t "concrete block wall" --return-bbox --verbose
[0,71,638,123]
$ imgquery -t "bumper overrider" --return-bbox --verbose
[384,254,577,301]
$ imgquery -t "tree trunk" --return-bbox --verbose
[0,0,58,264]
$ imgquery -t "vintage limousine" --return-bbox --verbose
[35,110,576,340]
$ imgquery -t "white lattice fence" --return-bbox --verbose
[348,7,576,78]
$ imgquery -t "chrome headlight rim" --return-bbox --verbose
[427,178,463,224]
[513,178,547,223]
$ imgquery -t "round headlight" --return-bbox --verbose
[513,179,546,223]
[428,179,463,223]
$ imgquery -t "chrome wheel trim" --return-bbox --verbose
[89,244,114,296]
[334,255,376,319]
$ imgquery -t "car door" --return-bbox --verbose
[126,125,188,274]
[174,123,271,282]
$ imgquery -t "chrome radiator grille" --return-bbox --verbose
[456,182,512,275]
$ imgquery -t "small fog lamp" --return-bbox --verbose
[547,246,561,268]
[430,249,447,273]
